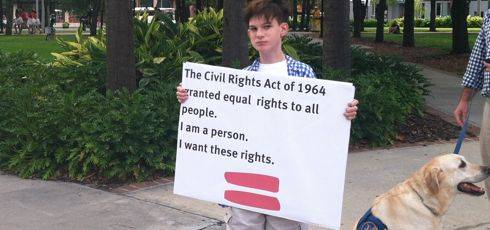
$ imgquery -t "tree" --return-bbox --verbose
[196,0,203,11]
[300,0,311,30]
[451,0,470,54]
[403,0,415,47]
[222,0,248,68]
[375,0,386,42]
[323,0,351,73]
[216,0,223,10]
[5,0,12,35]
[105,0,137,91]
[429,0,436,32]
[292,0,298,30]
[353,0,363,37]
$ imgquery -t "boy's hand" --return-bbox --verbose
[176,83,188,104]
[344,99,359,120]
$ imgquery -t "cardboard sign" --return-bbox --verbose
[174,62,354,229]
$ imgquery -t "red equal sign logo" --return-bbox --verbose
[224,172,281,211]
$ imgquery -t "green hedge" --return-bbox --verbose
[361,16,483,28]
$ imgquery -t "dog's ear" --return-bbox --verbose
[425,168,444,194]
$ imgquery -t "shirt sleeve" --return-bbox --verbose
[462,14,487,89]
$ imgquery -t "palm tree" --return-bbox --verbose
[429,0,436,32]
[375,0,386,42]
[222,0,248,68]
[323,0,350,73]
[105,0,137,91]
[403,0,415,47]
[451,0,470,54]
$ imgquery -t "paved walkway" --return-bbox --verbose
[1,37,490,229]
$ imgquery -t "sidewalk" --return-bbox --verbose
[1,142,489,230]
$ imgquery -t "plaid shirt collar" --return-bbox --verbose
[247,55,295,75]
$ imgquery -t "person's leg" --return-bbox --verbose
[480,98,490,200]
[265,215,306,230]
[226,207,266,230]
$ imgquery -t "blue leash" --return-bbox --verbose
[453,102,473,154]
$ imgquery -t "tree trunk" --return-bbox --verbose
[88,0,101,36]
[403,0,415,47]
[217,0,223,11]
[5,0,12,35]
[100,4,104,31]
[323,0,351,73]
[222,0,248,68]
[175,0,186,23]
[196,0,203,11]
[106,0,137,91]
[451,0,470,54]
[304,0,311,31]
[361,0,368,31]
[0,0,4,33]
[292,0,298,30]
[429,0,436,32]
[375,0,386,43]
[353,0,362,38]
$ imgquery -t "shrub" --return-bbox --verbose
[467,16,483,28]
[364,19,378,27]
[435,16,452,27]
[62,22,69,28]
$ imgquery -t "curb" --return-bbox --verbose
[108,177,174,194]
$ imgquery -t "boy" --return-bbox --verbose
[177,0,358,229]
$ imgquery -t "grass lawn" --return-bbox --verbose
[360,32,478,52]
[363,27,481,33]
[0,35,76,62]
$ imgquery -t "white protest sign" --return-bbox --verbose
[174,62,354,229]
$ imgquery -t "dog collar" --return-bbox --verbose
[411,185,440,216]
[356,208,387,230]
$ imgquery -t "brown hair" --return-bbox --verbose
[244,0,290,24]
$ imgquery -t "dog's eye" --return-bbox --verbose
[459,160,467,168]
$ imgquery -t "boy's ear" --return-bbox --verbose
[280,22,289,38]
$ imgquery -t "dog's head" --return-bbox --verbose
[423,154,489,196]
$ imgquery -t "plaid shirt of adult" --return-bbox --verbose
[462,10,490,96]
[243,55,316,78]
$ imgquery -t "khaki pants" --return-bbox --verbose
[479,99,490,200]
[225,207,307,230]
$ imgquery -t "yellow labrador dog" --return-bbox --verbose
[353,154,490,230]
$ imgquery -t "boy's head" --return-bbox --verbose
[244,0,290,25]
[245,0,290,57]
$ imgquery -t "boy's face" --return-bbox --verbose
[247,16,288,55]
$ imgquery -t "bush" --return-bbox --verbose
[435,16,452,27]
[62,22,69,28]
[364,19,378,27]
[414,18,429,27]
[467,16,483,28]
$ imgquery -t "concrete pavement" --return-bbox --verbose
[1,141,489,230]
[422,65,486,128]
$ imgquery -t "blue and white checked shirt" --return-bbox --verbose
[462,10,490,96]
[244,55,316,78]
